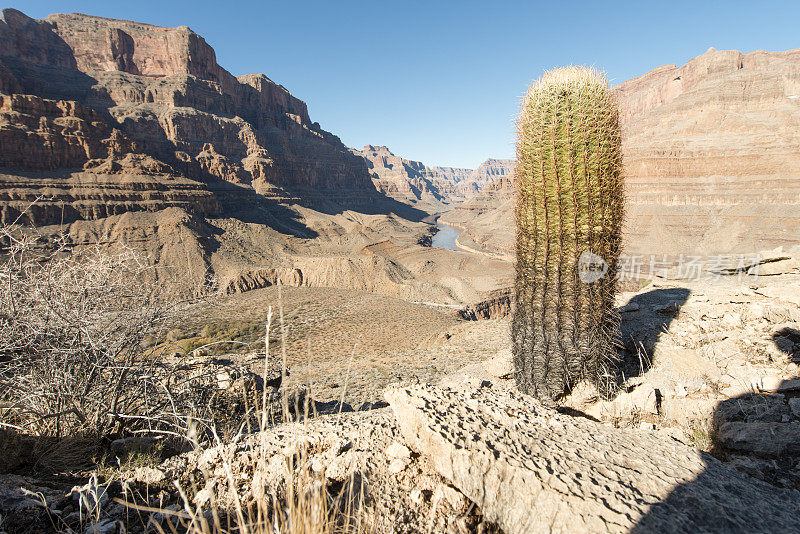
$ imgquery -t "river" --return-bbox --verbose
[430,221,462,251]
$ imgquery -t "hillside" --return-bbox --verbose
[355,144,513,211]
[0,9,385,225]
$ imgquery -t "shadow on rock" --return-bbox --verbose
[773,327,800,363]
[616,287,691,382]
[633,332,800,531]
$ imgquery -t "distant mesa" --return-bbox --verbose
[353,144,513,211]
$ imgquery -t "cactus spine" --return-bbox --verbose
[512,67,624,403]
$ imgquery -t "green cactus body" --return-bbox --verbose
[512,67,624,403]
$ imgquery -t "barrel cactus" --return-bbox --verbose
[512,66,624,403]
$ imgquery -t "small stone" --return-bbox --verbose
[728,456,770,480]
[68,479,120,514]
[789,398,800,418]
[619,301,641,313]
[385,441,411,460]
[718,421,800,456]
[387,458,408,474]
[311,457,325,473]
[603,384,660,418]
[777,379,800,392]
[758,376,784,393]
[639,422,656,430]
[132,466,165,485]
[409,488,423,504]
[84,519,118,534]
[436,483,467,511]
[216,370,233,390]
[654,302,680,315]
[751,258,800,276]
[721,313,743,328]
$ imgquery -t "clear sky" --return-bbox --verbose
[14,0,800,168]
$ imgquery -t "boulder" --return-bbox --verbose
[717,421,800,456]
[749,258,800,276]
[385,384,800,533]
[790,398,800,419]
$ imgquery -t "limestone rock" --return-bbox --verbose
[718,421,800,456]
[458,287,512,320]
[789,398,800,418]
[605,383,661,417]
[619,301,641,313]
[354,145,472,208]
[749,258,800,276]
[385,384,800,533]
[757,377,800,393]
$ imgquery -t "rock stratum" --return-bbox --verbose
[619,47,800,255]
[0,8,376,225]
[444,47,800,259]
[355,145,513,210]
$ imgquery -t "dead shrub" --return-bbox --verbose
[0,223,197,439]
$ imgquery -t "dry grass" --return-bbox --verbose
[118,298,374,534]
[0,214,477,533]
[127,452,371,534]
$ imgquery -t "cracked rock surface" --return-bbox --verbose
[385,384,800,533]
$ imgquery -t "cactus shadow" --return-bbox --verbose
[615,287,692,383]
[632,336,800,530]
[773,327,800,363]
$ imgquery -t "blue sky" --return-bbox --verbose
[14,1,800,168]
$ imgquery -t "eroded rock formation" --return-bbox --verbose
[0,8,375,226]
[355,145,514,209]
[354,145,471,208]
[386,384,800,533]
[618,47,800,255]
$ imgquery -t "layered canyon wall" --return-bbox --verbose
[618,47,800,255]
[355,144,513,210]
[0,8,375,225]
[447,48,800,258]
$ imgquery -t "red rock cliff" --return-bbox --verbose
[0,8,374,225]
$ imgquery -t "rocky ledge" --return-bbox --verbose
[4,266,800,532]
